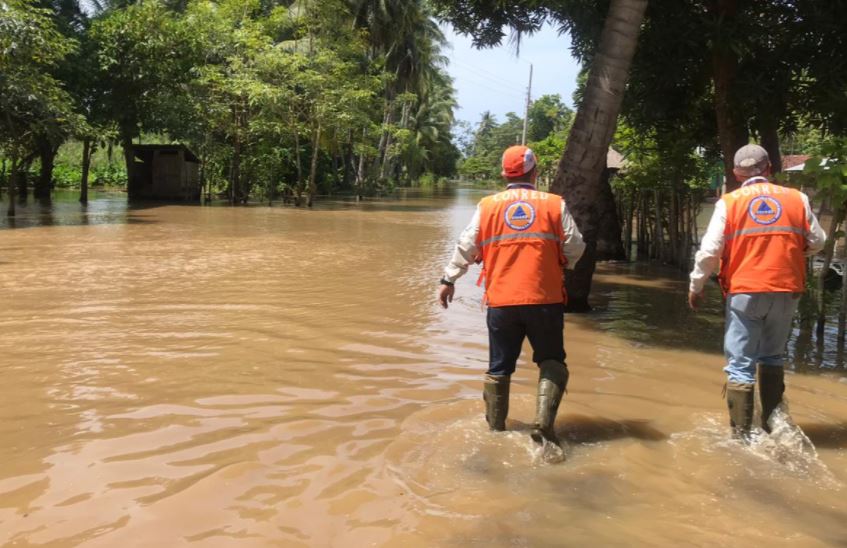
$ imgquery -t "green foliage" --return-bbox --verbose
[528,129,566,185]
[797,139,847,203]
[1,0,459,203]
[51,163,80,187]
[0,0,82,162]
[458,94,572,185]
[90,0,198,141]
[527,94,572,142]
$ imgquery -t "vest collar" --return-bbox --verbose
[506,183,536,190]
[741,176,769,187]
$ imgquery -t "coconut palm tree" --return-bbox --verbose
[548,0,649,311]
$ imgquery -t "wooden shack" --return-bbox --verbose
[127,144,201,201]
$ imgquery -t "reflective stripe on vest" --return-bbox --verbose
[479,231,561,248]
[720,182,808,294]
[725,225,807,241]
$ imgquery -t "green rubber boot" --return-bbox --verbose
[483,374,510,431]
[531,360,569,446]
[759,366,785,433]
[726,382,755,440]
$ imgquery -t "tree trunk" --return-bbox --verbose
[669,186,680,265]
[817,202,845,340]
[307,122,322,208]
[382,100,411,182]
[123,134,136,200]
[294,130,303,206]
[231,106,242,205]
[759,115,782,175]
[548,0,648,312]
[35,139,58,201]
[654,189,664,262]
[374,100,393,176]
[80,138,92,205]
[710,0,749,193]
[17,157,31,202]
[596,168,626,260]
[7,158,18,217]
[839,242,847,345]
[343,130,354,188]
[356,128,368,199]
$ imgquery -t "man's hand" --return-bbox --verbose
[438,284,455,309]
[688,290,704,311]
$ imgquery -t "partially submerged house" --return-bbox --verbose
[127,144,201,201]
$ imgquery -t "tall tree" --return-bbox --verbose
[0,0,79,215]
[89,0,197,199]
[434,0,648,311]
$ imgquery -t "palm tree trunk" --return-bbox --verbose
[548,0,648,312]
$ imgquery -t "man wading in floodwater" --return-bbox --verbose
[438,146,585,446]
[689,144,826,440]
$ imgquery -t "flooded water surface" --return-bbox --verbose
[1,190,846,546]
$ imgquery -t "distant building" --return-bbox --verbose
[607,148,626,171]
[127,144,201,201]
[782,154,810,172]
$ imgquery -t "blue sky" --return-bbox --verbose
[441,23,583,129]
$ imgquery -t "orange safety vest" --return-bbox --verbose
[475,187,566,307]
[719,180,809,294]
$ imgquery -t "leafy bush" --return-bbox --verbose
[91,164,126,187]
[417,172,437,187]
[52,164,82,188]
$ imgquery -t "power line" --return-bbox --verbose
[451,58,530,89]
[455,74,526,100]
[450,59,528,92]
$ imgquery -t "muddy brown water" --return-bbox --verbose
[1,189,846,546]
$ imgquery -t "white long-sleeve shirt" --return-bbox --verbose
[442,186,586,284]
[689,177,827,293]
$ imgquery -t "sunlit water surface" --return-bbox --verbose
[0,189,846,546]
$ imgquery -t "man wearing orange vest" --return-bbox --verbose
[689,144,826,439]
[438,145,585,445]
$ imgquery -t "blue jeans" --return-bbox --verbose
[486,304,566,376]
[724,292,799,384]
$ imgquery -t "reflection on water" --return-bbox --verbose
[592,262,847,375]
[0,189,845,546]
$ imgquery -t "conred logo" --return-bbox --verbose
[504,201,536,231]
[748,196,782,225]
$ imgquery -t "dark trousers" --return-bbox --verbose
[486,303,566,376]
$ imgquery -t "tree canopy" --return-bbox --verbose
[0,0,461,210]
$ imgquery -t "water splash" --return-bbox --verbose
[671,407,839,489]
[529,437,567,465]
[746,404,836,485]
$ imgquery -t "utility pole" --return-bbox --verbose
[521,64,533,145]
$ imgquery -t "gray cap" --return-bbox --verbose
[733,144,770,176]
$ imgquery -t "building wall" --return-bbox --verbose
[137,151,197,200]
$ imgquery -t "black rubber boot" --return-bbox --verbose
[759,365,785,433]
[531,360,569,446]
[483,374,510,431]
[726,382,755,440]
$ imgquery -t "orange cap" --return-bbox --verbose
[501,145,537,178]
